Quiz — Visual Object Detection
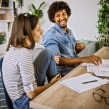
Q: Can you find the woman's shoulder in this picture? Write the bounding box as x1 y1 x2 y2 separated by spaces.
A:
15 48 32 63
20 47 31 52
8 47 31 55
7 47 32 58
19 48 32 57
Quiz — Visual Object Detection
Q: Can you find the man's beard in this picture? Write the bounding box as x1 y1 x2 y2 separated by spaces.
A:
59 19 67 29
60 25 67 29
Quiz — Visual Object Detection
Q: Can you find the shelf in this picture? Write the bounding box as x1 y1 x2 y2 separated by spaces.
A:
0 13 14 21
0 19 13 22
0 7 12 10
0 0 13 55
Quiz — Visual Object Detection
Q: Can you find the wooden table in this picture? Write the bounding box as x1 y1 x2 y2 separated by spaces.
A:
30 47 109 109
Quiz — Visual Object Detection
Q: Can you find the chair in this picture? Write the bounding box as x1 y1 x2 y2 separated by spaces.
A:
0 57 14 109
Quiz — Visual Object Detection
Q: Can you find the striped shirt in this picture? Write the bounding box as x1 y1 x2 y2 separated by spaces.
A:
2 47 37 101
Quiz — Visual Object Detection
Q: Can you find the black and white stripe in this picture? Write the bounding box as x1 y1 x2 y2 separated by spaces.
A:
2 47 37 101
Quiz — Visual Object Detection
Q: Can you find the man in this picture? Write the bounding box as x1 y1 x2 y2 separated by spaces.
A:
43 1 101 76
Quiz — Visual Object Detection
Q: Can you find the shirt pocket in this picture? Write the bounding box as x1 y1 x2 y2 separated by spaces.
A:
59 37 70 46
58 38 71 56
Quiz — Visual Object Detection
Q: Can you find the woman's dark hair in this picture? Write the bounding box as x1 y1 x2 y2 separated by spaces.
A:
6 13 39 51
48 1 71 23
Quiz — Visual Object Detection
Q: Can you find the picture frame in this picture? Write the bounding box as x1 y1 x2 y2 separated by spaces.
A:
0 0 2 7
1 0 9 7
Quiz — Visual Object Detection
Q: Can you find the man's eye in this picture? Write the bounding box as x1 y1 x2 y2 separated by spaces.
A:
63 13 67 16
56 15 60 17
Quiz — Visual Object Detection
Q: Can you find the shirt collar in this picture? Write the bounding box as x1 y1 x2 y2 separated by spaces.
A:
54 23 69 35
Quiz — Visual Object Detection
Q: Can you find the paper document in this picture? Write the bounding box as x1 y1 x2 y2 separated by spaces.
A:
81 59 109 77
81 59 109 66
87 65 109 72
93 71 109 77
59 73 109 93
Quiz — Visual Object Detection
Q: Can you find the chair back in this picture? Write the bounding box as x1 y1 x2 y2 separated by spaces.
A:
0 57 14 109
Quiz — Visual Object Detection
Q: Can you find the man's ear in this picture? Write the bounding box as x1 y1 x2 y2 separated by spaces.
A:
52 18 55 23
53 20 55 23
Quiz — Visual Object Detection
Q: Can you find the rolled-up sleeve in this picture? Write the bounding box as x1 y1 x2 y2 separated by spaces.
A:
18 49 37 92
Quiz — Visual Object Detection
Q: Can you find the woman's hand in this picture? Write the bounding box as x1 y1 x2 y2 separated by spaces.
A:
50 74 61 85
54 55 59 64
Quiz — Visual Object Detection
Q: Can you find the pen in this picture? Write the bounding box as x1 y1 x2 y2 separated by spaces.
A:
82 80 98 84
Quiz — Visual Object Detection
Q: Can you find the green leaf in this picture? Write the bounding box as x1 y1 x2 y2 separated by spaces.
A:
30 2 45 18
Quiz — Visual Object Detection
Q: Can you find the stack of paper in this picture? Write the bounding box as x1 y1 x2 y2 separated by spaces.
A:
59 73 109 93
81 59 109 77
82 59 109 66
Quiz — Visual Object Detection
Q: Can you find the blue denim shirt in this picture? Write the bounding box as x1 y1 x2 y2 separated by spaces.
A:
43 24 78 75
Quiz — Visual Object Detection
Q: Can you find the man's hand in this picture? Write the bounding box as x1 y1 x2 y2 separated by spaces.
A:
84 55 102 65
75 43 86 53
54 55 59 64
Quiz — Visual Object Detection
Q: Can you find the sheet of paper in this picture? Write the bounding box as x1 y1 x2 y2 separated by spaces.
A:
102 59 109 66
81 59 109 66
94 71 109 77
87 65 109 72
59 73 109 93
81 59 109 77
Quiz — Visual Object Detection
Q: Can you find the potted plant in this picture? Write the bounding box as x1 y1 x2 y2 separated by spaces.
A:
0 32 6 45
29 1 45 18
96 0 109 50
16 0 24 8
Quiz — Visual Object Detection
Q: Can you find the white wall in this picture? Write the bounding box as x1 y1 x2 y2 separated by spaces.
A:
22 0 99 41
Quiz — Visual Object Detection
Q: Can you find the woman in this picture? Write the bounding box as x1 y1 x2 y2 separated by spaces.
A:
2 13 61 109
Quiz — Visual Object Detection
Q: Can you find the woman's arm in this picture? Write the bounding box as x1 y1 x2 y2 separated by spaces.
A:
26 74 61 99
26 84 51 99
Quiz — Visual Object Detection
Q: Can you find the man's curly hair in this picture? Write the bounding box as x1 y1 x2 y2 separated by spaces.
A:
48 1 71 23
